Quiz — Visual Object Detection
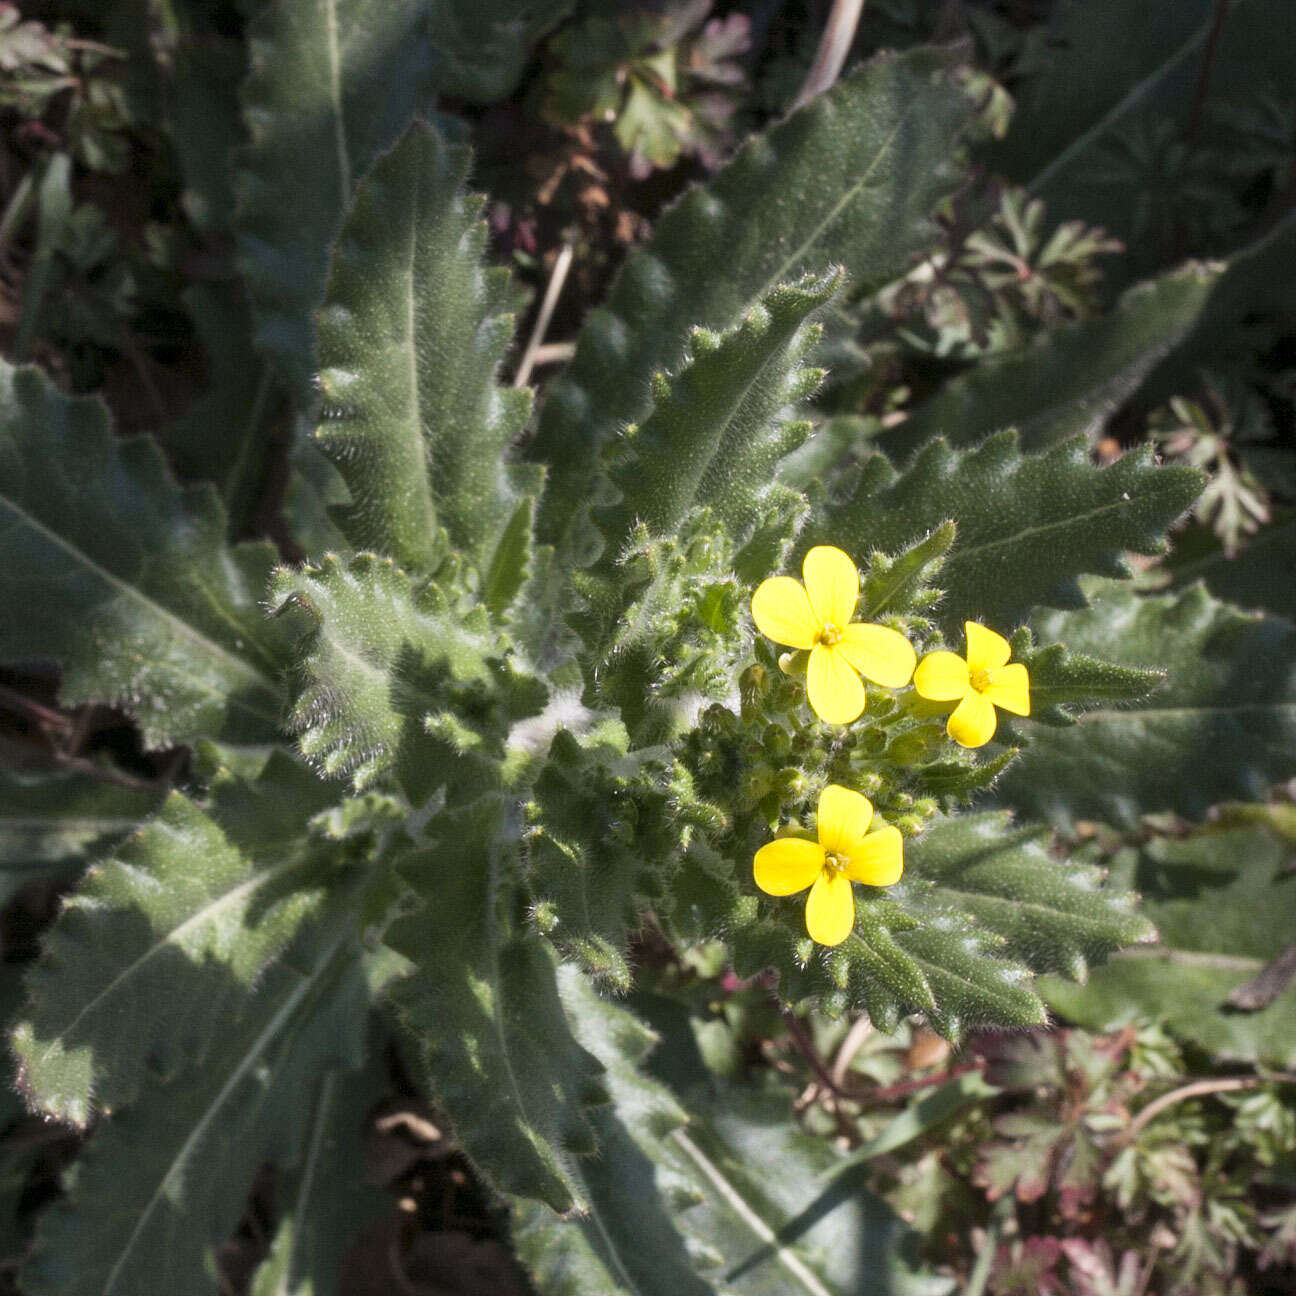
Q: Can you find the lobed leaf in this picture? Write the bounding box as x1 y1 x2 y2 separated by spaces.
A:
808 431 1202 634
20 936 371 1296
529 46 972 551
384 797 607 1213
11 754 346 1126
995 583 1296 826
1008 627 1164 726
1041 827 1296 1068
314 122 535 574
0 362 288 747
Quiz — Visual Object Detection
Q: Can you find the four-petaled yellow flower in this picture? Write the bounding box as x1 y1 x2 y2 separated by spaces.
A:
750 546 916 724
753 785 904 946
913 621 1030 749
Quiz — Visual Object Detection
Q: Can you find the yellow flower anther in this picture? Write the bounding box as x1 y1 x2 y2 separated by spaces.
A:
913 621 1031 749
753 785 904 947
750 546 916 724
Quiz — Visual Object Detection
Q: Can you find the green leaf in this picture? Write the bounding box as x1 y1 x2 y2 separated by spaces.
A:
235 0 440 399
996 583 1296 827
1040 827 1296 1068
20 935 371 1296
0 362 288 747
0 769 162 905
11 754 344 1126
900 814 1154 984
1009 627 1164 726
809 432 1202 634
513 967 949 1296
857 521 955 621
164 284 282 539
593 274 836 563
384 797 606 1213
877 264 1222 460
314 122 534 573
236 0 565 400
1166 515 1296 623
529 46 971 550
270 553 537 795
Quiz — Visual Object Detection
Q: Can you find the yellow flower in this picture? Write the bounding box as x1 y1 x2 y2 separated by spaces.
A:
753 785 904 947
750 545 916 724
913 621 1030 749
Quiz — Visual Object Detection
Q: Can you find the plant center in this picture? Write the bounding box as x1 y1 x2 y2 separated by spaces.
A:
817 622 842 647
971 666 993 692
823 851 847 874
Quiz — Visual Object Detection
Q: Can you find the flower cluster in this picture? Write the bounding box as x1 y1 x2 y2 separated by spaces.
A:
749 545 1031 946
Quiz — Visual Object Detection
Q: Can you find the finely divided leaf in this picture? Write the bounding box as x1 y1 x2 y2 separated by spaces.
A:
20 937 370 1296
12 755 342 1126
810 432 1202 634
530 46 971 549
385 797 606 1213
996 583 1296 827
0 362 288 747
315 122 535 574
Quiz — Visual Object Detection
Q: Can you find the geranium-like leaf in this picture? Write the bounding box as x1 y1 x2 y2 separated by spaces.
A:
0 362 288 747
996 583 1296 826
314 123 536 574
384 796 607 1213
810 432 1202 634
529 46 971 551
20 936 371 1296
11 754 344 1126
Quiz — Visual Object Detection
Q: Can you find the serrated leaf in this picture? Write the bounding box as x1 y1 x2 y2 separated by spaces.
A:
899 814 1154 985
529 46 971 550
384 797 606 1212
594 274 836 563
314 123 535 574
809 432 1202 634
857 521 956 620
1010 627 1163 726
878 264 1223 460
20 934 370 1296
164 283 283 539
11 754 344 1126
514 967 948 1296
1040 827 1296 1068
0 362 288 747
0 769 162 904
996 583 1296 827
270 553 537 795
236 0 563 401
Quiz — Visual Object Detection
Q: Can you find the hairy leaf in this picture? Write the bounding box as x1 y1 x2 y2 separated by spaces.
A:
12 755 343 1126
385 797 606 1212
0 363 288 747
529 46 971 549
809 432 1202 634
270 553 540 795
314 122 534 573
996 583 1296 826
20 936 370 1296
594 274 835 562
430 1 574 102
1167 516 1296 623
1009 627 1164 726
0 769 162 904
1041 828 1296 1068
878 264 1222 460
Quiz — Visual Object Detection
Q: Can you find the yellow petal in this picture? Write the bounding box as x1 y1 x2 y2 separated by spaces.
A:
754 837 826 896
984 662 1030 716
816 784 873 855
807 644 865 724
964 621 1011 675
802 545 858 630
805 869 855 946
751 577 819 649
947 688 997 748
844 826 904 887
913 650 971 701
836 623 916 688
